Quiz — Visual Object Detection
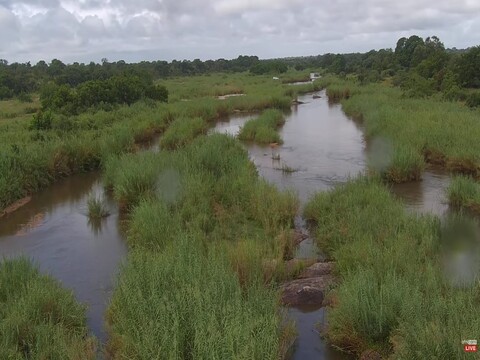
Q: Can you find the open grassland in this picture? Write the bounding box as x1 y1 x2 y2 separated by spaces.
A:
104 134 299 358
162 71 319 102
304 177 480 359
322 76 480 182
237 109 286 144
0 258 96 359
0 71 316 213
0 96 40 122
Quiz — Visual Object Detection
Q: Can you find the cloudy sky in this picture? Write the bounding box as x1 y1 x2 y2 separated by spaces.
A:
1 0 479 64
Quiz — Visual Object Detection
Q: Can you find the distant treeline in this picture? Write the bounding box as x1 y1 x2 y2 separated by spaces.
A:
0 56 261 99
1 35 479 101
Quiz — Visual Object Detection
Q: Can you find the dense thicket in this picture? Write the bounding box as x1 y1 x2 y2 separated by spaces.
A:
39 75 168 115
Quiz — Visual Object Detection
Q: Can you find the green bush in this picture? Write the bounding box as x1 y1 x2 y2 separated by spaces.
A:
30 110 53 131
466 92 480 108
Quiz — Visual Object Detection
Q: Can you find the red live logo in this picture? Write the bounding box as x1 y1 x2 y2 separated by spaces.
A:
462 340 477 352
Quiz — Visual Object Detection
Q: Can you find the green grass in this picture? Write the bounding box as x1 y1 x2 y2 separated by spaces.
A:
238 109 286 144
304 177 480 358
87 196 110 219
324 77 480 182
0 96 40 122
0 258 96 359
274 162 299 174
0 71 313 212
447 176 480 213
106 237 285 359
160 117 209 150
105 134 299 358
0 101 172 211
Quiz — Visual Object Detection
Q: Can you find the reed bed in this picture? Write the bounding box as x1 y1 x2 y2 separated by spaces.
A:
105 134 299 358
160 117 209 150
304 177 480 358
324 78 480 182
0 72 309 212
0 258 96 359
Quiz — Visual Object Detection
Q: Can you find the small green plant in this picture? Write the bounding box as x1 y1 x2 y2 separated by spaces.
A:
30 110 53 131
274 162 299 174
87 196 110 219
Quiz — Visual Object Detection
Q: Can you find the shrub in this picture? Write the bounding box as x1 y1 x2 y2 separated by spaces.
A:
466 92 480 108
30 110 53 131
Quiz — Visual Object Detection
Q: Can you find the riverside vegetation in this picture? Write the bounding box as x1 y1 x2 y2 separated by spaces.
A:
104 134 299 358
0 70 317 359
1 33 480 359
0 258 96 359
304 177 480 359
319 76 480 183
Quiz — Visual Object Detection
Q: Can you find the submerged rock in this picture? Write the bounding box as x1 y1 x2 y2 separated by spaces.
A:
292 99 305 105
280 262 335 306
298 261 334 278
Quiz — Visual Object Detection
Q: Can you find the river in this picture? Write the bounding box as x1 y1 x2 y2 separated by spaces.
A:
0 90 451 358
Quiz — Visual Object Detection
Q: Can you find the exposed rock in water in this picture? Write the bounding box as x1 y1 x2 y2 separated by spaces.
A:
298 261 334 278
293 229 308 245
292 99 305 105
280 262 335 306
312 94 322 99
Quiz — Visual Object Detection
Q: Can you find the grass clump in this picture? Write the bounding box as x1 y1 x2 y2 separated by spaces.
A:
274 162 299 174
106 134 299 358
160 117 209 150
447 176 480 213
87 196 110 219
106 237 285 360
0 258 96 359
238 109 286 144
304 177 479 358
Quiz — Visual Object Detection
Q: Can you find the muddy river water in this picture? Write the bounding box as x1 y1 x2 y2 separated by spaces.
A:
0 90 451 358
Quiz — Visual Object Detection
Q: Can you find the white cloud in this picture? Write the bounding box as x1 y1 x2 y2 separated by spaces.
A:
0 0 478 63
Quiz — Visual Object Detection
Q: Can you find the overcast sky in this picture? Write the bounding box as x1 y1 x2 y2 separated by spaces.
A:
1 0 479 64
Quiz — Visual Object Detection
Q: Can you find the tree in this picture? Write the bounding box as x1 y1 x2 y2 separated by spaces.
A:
456 46 480 88
395 35 425 67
